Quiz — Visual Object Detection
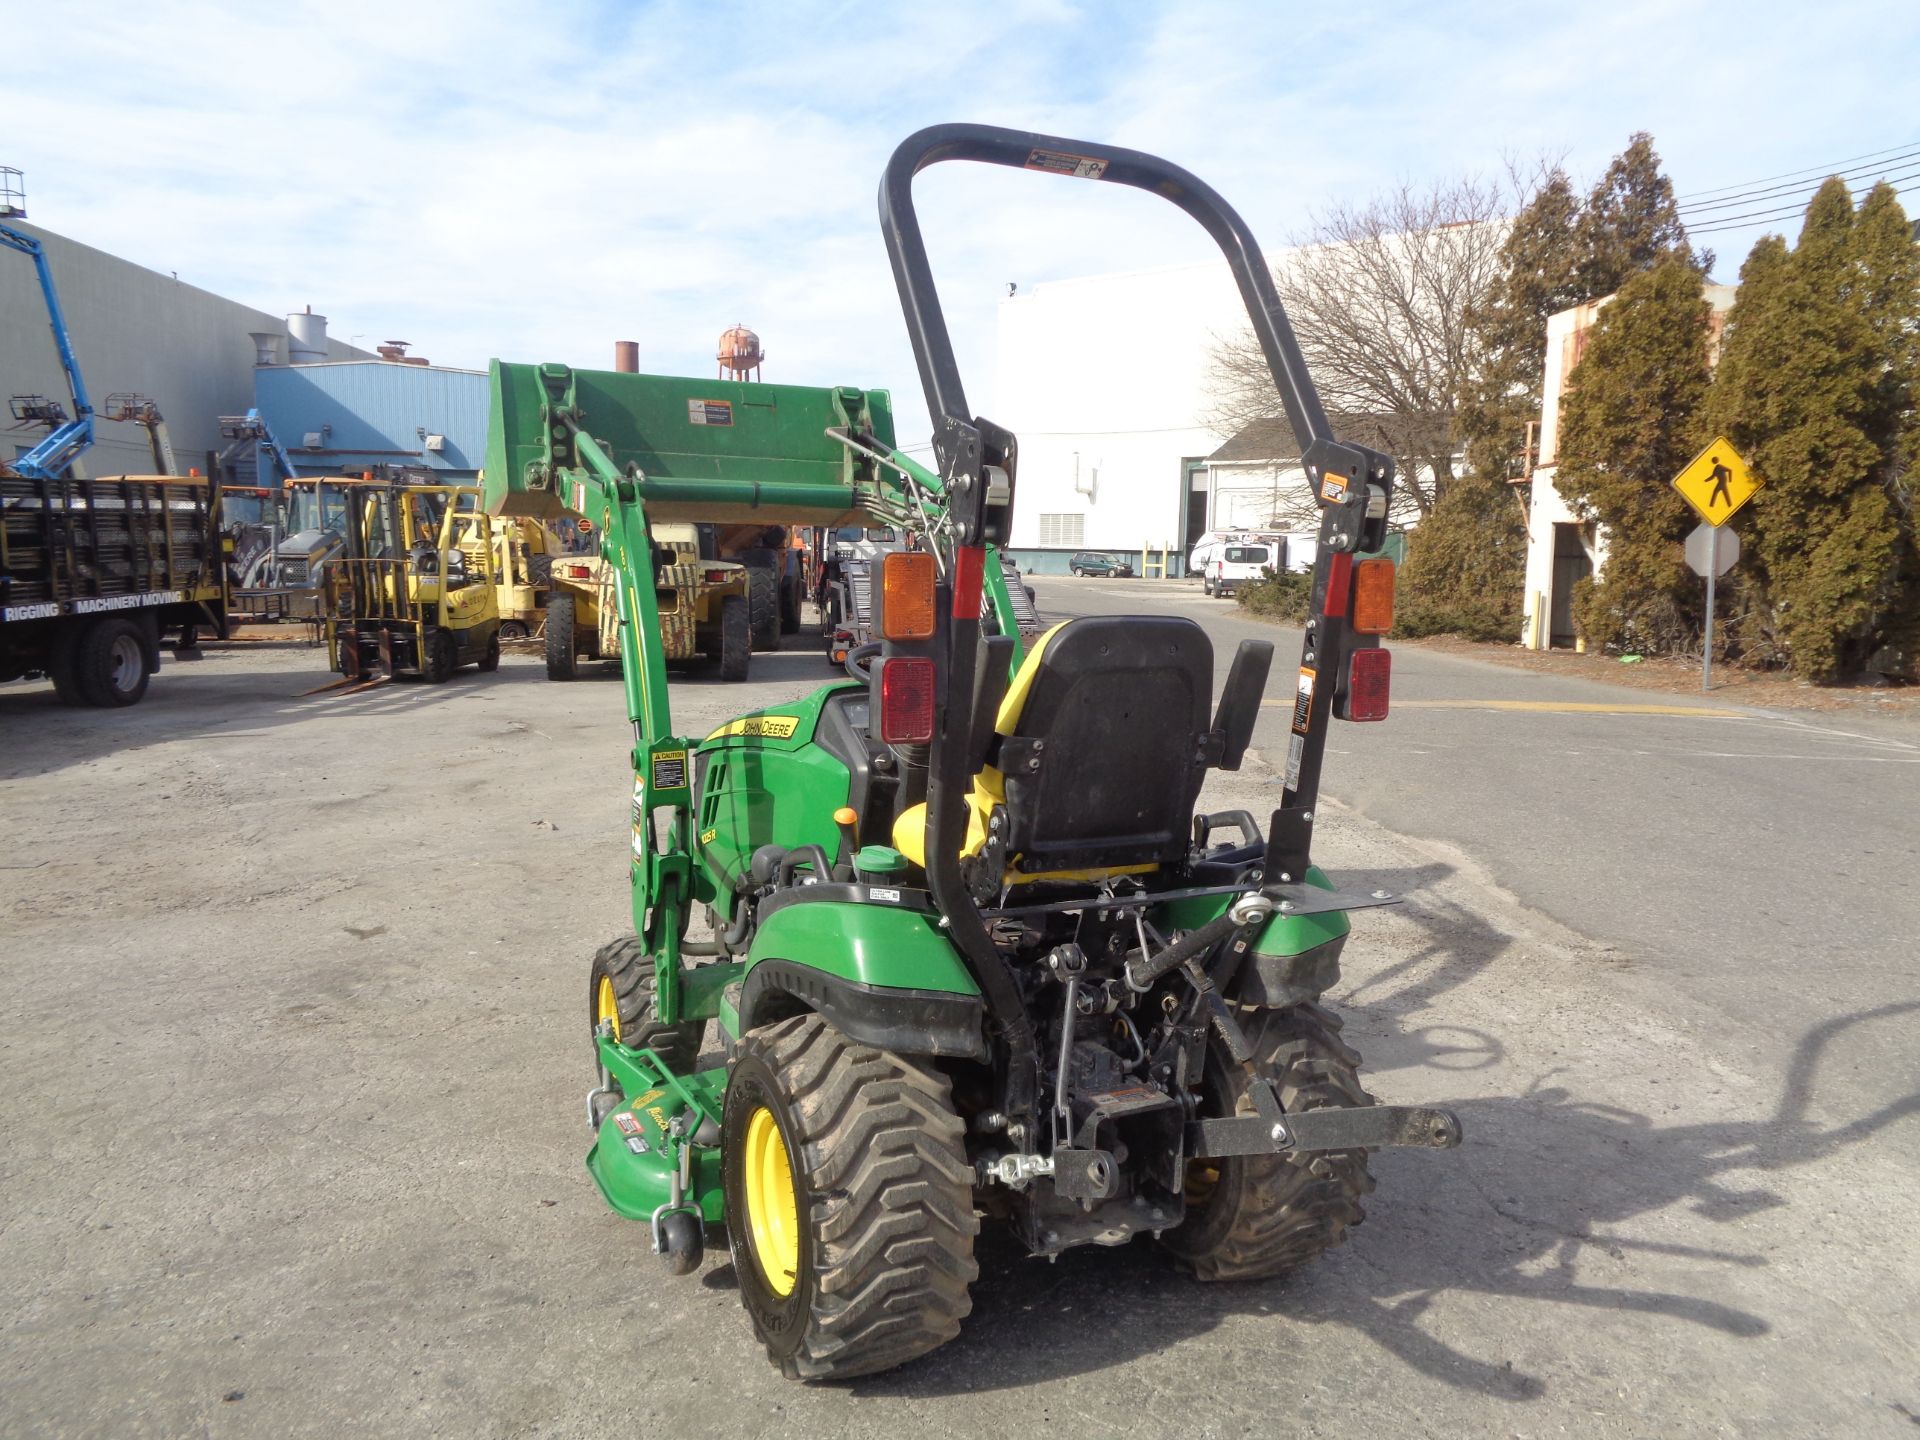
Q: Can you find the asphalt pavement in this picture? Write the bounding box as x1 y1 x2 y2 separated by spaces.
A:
3 601 1918 1437
1035 575 1920 1153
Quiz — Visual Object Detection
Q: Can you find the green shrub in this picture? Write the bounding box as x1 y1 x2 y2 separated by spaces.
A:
1234 568 1313 623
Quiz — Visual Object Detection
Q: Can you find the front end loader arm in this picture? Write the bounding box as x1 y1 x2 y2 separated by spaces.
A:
482 359 915 1026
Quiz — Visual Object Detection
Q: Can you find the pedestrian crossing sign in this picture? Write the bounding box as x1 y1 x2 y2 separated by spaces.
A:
1672 436 1762 526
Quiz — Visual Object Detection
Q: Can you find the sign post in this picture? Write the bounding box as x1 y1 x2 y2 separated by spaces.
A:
1685 522 1740 690
1675 437 1761 693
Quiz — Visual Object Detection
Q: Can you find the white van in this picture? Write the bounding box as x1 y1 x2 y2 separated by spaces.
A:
1209 538 1281 597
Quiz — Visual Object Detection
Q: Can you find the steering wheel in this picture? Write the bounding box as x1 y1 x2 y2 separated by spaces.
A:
843 641 881 682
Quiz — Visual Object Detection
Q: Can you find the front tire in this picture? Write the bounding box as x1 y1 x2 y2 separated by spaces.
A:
723 1015 977 1380
1160 1001 1376 1281
478 632 501 672
588 936 700 1073
423 629 457 683
545 594 578 681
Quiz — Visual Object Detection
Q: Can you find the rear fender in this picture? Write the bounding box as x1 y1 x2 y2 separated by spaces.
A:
739 893 986 1059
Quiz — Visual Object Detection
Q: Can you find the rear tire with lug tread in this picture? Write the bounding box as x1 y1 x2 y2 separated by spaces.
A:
478 632 501 672
1160 1000 1376 1281
718 594 750 682
587 935 700 1073
745 563 779 651
723 1013 978 1380
545 593 577 680
77 617 151 707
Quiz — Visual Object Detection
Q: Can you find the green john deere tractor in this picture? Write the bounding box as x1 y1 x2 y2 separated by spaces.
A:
482 123 1462 1382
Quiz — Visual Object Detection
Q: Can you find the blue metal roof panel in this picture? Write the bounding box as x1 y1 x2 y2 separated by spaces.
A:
255 362 489 477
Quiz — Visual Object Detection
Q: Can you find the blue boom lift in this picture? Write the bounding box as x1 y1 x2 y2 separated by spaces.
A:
1 169 94 480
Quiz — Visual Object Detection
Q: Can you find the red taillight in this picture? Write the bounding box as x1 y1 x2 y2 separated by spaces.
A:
564 564 592 579
704 568 730 583
1341 647 1390 722
879 657 936 743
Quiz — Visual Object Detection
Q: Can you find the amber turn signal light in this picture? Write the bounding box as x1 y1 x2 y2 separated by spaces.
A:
1351 557 1396 635
881 551 938 640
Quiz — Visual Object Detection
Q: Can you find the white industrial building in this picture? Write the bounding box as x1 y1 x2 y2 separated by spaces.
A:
992 259 1251 574
1519 284 1736 648
1 215 368 477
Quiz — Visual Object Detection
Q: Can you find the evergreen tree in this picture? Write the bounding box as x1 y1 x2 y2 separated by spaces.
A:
1455 170 1584 488
1844 183 1920 674
1553 256 1713 651
1408 135 1699 641
1394 472 1530 641
1703 178 1905 681
1573 133 1706 296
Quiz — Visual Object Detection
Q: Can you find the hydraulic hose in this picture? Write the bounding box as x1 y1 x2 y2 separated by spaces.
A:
1124 910 1243 992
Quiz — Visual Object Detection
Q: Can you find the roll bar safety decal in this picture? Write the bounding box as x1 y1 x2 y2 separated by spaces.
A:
1024 147 1108 180
1291 667 1316 735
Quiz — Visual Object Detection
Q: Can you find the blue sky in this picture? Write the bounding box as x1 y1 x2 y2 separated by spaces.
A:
9 0 1919 445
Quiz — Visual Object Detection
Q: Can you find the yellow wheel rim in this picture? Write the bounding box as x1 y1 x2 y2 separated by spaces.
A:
595 975 621 1043
743 1105 800 1297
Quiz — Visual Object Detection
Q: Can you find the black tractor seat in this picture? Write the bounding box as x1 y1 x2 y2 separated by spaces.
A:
893 615 1270 887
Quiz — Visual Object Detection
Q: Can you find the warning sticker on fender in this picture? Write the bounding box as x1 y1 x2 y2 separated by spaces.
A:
613 1112 644 1137
1291 667 1316 735
1025 147 1108 180
687 398 734 426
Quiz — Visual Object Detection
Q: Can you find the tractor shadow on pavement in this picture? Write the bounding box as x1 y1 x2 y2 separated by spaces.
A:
844 1000 1920 1404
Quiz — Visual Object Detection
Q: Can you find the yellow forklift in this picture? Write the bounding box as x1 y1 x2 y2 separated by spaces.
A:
326 481 502 682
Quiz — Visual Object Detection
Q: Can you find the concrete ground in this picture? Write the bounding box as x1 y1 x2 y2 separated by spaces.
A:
2 600 1917 1438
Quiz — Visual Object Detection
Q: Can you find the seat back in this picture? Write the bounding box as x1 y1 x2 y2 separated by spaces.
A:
994 615 1213 876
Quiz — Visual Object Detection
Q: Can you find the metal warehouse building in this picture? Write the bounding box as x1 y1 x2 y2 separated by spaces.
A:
1 217 370 476
251 349 488 484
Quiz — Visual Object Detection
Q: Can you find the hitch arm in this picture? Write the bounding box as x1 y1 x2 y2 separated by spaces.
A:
1192 1101 1463 1156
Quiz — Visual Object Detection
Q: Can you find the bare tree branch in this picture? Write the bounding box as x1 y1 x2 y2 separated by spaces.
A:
1207 173 1521 518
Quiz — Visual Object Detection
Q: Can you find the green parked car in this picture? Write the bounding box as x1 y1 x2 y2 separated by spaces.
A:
1069 550 1134 577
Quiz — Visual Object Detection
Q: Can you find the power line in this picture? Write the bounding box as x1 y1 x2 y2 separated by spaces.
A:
1676 138 1920 203
1677 148 1920 215
1685 166 1920 235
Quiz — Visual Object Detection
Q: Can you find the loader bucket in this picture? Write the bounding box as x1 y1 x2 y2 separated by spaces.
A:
483 359 898 526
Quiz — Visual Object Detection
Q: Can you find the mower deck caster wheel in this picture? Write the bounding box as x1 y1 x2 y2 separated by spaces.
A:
655 1210 703 1277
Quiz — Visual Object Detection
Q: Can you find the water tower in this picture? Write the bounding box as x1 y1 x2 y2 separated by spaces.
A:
717 324 763 381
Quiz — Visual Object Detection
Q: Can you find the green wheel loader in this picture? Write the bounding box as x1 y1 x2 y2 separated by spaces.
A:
482 123 1463 1382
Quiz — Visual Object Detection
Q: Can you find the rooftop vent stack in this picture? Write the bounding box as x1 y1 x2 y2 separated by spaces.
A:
614 340 640 374
286 306 329 364
248 331 283 366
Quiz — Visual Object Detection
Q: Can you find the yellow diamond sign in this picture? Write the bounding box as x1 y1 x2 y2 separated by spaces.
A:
1673 436 1762 526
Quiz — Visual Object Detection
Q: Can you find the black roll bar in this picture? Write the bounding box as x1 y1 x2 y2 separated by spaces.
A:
875 124 1397 1143
879 123 1337 474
